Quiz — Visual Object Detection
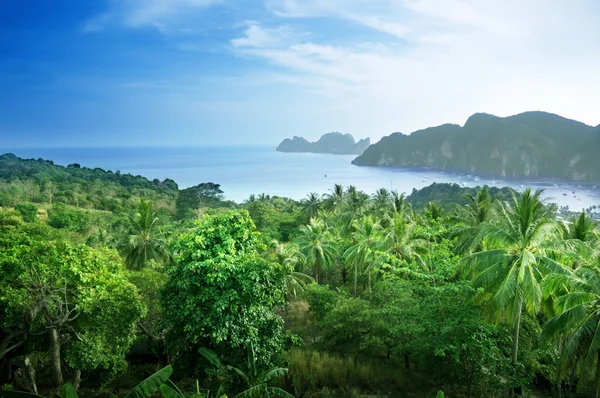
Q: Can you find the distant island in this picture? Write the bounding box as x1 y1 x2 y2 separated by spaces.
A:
277 132 370 155
353 111 600 182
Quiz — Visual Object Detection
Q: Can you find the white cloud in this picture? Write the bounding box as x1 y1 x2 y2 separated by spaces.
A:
83 0 220 32
231 22 295 48
228 0 600 136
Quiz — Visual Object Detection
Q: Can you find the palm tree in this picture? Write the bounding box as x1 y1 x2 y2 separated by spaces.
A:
199 346 293 398
339 187 370 237
271 243 314 298
562 211 598 243
296 218 337 284
371 188 393 218
323 184 345 214
464 189 566 390
122 199 171 270
425 201 444 222
451 186 495 254
542 266 600 395
301 193 322 220
344 216 384 296
384 212 425 266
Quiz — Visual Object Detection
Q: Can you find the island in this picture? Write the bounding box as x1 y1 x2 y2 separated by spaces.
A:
352 111 600 182
277 132 370 155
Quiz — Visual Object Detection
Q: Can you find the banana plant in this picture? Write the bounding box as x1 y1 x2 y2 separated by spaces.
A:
0 365 183 398
199 345 293 398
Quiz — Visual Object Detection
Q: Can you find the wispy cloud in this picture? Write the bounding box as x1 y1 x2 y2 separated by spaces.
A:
83 0 221 33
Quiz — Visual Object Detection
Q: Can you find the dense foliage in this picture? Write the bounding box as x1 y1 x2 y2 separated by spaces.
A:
2 153 600 397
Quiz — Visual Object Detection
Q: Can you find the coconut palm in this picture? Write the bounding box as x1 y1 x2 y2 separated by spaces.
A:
323 184 345 214
371 188 393 218
562 211 598 243
464 189 566 388
451 186 496 254
339 187 370 237
296 218 337 284
301 193 322 220
384 212 425 266
542 266 600 394
391 190 412 216
344 216 384 296
271 243 314 298
122 199 171 270
425 201 444 222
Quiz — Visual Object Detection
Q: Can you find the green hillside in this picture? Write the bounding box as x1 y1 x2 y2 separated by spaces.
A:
353 111 600 181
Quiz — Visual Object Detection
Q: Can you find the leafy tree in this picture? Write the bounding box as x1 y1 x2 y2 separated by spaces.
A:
175 183 226 220
122 200 171 270
161 210 286 372
465 189 566 393
0 226 143 390
14 203 38 223
296 219 337 284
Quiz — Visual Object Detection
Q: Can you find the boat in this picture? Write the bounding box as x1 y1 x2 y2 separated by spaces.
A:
563 193 567 196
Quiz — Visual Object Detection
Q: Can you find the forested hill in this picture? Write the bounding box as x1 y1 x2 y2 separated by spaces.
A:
0 153 231 216
353 111 600 181
277 132 370 154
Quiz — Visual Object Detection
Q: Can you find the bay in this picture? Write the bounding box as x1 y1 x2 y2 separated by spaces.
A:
3 146 600 211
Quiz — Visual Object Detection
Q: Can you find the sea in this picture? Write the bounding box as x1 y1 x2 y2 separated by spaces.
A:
3 146 600 212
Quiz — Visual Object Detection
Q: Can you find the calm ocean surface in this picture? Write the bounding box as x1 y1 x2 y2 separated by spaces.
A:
3 146 600 211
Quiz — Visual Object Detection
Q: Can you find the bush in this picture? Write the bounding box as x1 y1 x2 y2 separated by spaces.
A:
14 203 38 222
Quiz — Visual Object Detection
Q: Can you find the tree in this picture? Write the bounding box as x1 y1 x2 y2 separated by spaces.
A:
542 266 600 394
323 184 344 214
175 182 226 220
344 216 384 296
14 203 38 223
451 186 495 254
122 199 171 270
300 193 322 220
266 243 314 299
296 218 337 284
383 212 425 266
465 189 566 394
371 188 393 218
0 226 143 390
161 210 286 372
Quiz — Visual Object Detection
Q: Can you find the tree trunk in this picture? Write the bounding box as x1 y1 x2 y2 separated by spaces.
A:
315 260 319 284
510 299 523 397
73 370 81 391
24 356 38 395
49 327 63 390
354 263 358 297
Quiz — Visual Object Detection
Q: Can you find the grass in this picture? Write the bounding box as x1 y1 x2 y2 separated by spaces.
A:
285 348 423 397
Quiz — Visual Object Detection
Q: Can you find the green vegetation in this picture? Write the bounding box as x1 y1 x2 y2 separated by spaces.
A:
277 133 370 155
3 153 600 397
353 111 600 181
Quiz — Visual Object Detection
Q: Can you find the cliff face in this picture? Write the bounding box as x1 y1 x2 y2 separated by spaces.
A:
277 132 370 155
352 112 600 181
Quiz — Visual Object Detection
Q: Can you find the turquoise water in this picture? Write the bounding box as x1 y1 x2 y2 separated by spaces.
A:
3 146 600 211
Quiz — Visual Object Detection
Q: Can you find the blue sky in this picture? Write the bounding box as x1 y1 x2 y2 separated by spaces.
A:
1 0 600 148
